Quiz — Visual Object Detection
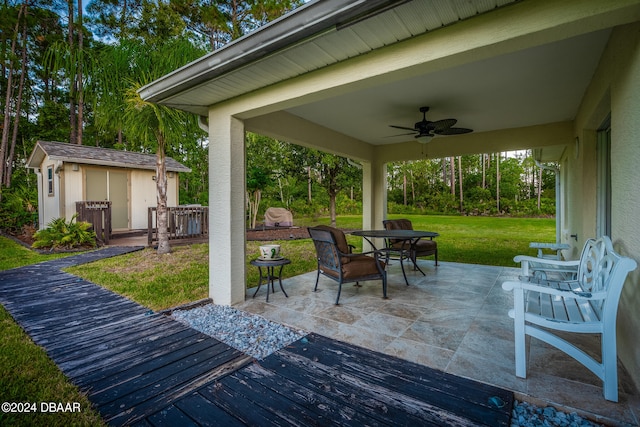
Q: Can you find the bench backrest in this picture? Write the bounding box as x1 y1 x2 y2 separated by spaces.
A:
577 236 637 315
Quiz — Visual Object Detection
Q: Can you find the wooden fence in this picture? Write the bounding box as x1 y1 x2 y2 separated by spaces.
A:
76 201 112 245
148 206 209 246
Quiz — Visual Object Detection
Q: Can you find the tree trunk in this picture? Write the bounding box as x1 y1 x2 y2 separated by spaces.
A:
458 156 463 212
0 4 25 193
537 166 542 210
76 0 84 144
329 189 337 227
307 166 312 203
410 168 415 203
403 162 407 206
442 158 447 186
155 134 170 254
5 12 29 187
482 153 486 189
68 0 77 145
449 157 455 195
496 152 501 212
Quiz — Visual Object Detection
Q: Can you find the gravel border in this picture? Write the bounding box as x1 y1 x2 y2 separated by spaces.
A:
171 303 307 360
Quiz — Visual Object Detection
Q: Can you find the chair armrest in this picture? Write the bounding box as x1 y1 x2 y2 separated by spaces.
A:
342 248 388 258
502 280 606 300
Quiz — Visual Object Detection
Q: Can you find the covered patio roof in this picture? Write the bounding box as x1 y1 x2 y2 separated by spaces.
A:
139 0 637 161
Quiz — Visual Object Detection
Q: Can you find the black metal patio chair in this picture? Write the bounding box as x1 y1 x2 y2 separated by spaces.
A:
308 225 387 305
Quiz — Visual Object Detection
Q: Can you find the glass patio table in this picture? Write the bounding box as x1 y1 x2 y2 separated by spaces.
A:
350 229 439 285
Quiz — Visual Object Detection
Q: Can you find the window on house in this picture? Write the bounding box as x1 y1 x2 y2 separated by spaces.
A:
47 165 54 196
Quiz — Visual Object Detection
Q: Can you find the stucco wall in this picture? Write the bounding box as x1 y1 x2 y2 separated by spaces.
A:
573 22 640 390
609 23 640 388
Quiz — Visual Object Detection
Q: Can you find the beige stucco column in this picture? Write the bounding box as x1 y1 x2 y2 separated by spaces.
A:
361 155 387 251
208 111 246 305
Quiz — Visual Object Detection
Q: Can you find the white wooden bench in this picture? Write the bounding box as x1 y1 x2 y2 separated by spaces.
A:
502 236 637 401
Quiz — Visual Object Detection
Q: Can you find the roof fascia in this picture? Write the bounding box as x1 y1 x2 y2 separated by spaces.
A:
26 142 45 169
44 156 190 172
138 0 410 103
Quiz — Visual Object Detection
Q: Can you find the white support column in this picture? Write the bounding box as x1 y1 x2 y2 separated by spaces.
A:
208 112 246 306
362 158 387 251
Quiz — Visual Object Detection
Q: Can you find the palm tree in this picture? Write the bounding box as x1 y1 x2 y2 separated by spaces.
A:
95 38 204 254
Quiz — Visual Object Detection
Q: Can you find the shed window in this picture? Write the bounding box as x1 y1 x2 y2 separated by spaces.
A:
47 165 54 196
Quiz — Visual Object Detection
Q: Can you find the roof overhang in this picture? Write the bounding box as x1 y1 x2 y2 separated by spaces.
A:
26 141 191 173
140 0 640 163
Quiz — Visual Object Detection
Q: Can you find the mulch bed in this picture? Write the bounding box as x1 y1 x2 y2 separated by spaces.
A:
246 226 311 241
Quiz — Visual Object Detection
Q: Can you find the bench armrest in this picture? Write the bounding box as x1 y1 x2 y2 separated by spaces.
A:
513 255 580 266
513 255 580 277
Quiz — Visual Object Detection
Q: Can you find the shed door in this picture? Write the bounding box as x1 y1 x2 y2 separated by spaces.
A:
86 169 129 229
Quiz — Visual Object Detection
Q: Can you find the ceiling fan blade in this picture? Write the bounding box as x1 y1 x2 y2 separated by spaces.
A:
389 125 418 131
430 118 457 131
435 127 473 135
385 132 417 138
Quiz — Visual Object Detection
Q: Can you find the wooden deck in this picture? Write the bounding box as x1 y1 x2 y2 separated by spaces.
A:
0 248 514 426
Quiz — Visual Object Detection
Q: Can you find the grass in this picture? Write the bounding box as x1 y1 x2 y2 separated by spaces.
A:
66 214 555 311
0 306 105 427
0 214 554 424
0 236 104 426
0 235 79 271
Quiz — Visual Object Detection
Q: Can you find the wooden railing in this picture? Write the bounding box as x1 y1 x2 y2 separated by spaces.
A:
148 206 209 246
76 201 112 244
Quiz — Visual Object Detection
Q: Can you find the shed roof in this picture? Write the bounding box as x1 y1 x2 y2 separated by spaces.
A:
27 141 191 173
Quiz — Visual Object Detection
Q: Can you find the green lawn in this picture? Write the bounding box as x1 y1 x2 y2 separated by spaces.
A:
0 237 104 426
0 214 554 425
0 235 79 271
66 214 555 311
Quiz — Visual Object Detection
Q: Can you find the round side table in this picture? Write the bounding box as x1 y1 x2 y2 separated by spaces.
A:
250 258 291 302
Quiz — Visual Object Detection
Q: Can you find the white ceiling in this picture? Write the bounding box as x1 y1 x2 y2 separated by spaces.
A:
285 28 610 146
141 0 620 158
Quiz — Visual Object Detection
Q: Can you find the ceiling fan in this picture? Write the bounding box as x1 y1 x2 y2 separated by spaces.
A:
389 106 473 143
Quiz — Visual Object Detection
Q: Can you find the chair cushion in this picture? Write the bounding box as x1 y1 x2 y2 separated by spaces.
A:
321 255 385 280
385 219 413 231
414 239 437 251
314 225 351 263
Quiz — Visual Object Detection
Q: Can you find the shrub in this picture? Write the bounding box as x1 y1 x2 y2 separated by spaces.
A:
0 185 38 233
32 215 97 250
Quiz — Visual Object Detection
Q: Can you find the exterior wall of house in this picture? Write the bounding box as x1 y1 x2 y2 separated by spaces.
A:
570 22 640 389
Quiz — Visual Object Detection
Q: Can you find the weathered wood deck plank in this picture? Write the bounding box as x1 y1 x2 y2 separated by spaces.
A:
71 328 205 384
284 334 512 426
0 247 513 426
220 369 375 426
173 394 246 427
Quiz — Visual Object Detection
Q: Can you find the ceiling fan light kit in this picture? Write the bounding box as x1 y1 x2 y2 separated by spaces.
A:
389 106 473 143
416 134 434 144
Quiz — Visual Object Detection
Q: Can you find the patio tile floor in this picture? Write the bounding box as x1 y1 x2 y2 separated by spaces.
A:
236 260 640 427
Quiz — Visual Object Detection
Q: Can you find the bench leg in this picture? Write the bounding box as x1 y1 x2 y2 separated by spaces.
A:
513 289 527 378
602 324 619 402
